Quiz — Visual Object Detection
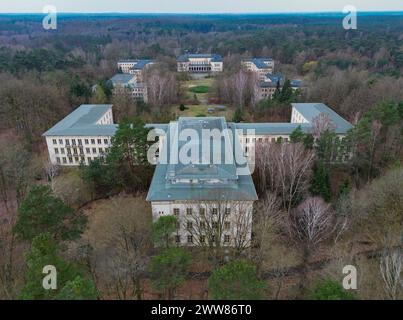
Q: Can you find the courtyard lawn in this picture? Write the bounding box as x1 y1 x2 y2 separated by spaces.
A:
184 77 215 102
189 85 210 94
170 104 234 119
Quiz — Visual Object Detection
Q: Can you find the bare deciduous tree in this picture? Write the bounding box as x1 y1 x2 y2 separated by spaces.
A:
84 196 152 300
44 161 59 191
290 197 334 246
145 66 178 109
252 192 283 274
289 196 335 295
379 249 402 300
256 141 315 213
233 70 248 110
311 112 336 140
183 196 253 263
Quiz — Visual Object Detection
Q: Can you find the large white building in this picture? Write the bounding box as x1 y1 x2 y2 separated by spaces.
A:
241 58 274 80
44 102 352 246
43 105 116 166
258 74 302 100
177 54 223 73
109 74 148 102
117 59 154 80
241 58 302 100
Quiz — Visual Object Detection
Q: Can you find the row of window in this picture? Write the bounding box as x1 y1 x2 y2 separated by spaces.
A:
54 147 108 155
52 138 110 146
173 207 231 216
244 137 288 144
176 235 231 244
55 156 103 165
183 221 231 230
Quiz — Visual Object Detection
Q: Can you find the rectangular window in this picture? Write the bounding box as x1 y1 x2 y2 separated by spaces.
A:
85 139 89 145
59 139 63 144
56 157 60 164
186 222 193 230
97 139 102 144
78 139 82 146
79 148 84 155
225 208 231 215
92 148 97 153
86 148 90 153
54 148 59 154
74 157 79 162
99 148 103 153
91 139 95 144
104 139 108 144
61 148 65 154
68 157 73 163
62 157 67 164
224 235 230 243
186 208 192 215
224 222 230 230
187 235 193 243
212 208 218 215
52 139 57 144
173 208 180 216
87 157 91 163
72 139 76 146
65 139 70 146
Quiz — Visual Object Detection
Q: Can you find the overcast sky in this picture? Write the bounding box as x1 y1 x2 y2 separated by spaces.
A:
0 0 402 13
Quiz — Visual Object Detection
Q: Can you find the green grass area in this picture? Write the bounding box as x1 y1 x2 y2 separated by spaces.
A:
189 85 210 94
171 104 234 119
183 78 215 102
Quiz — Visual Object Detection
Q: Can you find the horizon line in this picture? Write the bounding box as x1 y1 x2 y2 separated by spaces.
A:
1 10 403 15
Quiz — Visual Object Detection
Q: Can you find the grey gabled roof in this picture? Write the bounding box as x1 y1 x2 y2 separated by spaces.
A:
292 103 353 134
109 74 136 86
235 122 312 135
131 59 154 70
177 54 223 62
235 104 352 135
243 58 273 69
118 59 154 70
43 104 117 137
260 74 301 88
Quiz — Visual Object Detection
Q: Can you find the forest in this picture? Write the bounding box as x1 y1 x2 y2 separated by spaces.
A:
0 13 402 300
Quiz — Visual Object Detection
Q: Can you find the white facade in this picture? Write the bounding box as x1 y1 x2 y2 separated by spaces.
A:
150 200 254 246
242 58 274 80
44 105 115 166
177 55 223 73
46 135 112 166
117 60 138 74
